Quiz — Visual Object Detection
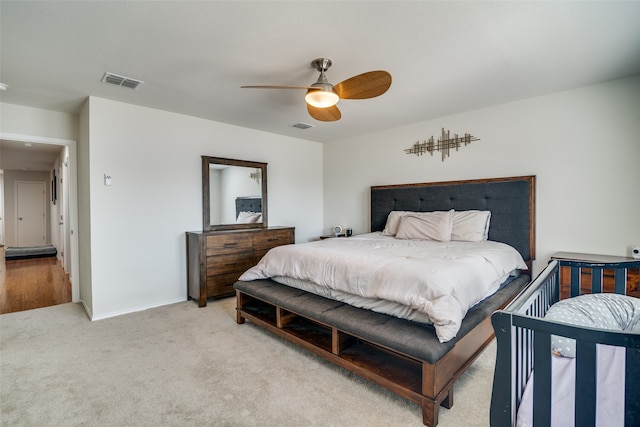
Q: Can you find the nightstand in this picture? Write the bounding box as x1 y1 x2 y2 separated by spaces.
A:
319 234 347 240
550 251 639 298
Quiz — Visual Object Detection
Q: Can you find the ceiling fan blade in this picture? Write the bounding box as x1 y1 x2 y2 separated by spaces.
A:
241 85 320 90
307 104 341 122
334 71 392 100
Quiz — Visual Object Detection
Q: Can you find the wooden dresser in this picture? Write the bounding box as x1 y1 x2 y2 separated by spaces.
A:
186 226 294 307
551 251 639 299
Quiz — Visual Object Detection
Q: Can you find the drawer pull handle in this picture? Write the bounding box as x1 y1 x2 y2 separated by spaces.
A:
223 243 238 248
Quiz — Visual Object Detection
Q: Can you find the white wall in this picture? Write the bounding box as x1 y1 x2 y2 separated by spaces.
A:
323 76 640 275
85 97 323 319
0 103 77 141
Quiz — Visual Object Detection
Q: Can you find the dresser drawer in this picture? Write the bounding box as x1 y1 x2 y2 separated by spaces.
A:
205 234 252 256
206 253 255 276
253 229 294 251
206 274 239 296
253 249 270 263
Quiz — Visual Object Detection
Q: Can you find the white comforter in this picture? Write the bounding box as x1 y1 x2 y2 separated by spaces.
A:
239 232 527 342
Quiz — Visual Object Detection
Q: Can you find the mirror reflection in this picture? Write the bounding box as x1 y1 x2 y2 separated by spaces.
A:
202 156 268 231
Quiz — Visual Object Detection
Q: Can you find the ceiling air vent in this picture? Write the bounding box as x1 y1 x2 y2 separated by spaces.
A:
292 122 314 130
101 72 143 90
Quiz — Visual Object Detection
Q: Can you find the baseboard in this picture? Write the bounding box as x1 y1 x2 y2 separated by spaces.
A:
89 297 187 321
80 300 93 320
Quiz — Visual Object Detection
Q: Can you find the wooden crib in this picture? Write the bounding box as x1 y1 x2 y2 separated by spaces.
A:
490 257 640 426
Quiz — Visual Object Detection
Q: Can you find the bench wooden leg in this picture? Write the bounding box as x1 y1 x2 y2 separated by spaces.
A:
421 397 438 427
421 387 453 426
441 387 454 409
235 292 246 324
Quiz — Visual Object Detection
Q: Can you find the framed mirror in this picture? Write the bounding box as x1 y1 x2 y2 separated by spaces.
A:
202 156 268 231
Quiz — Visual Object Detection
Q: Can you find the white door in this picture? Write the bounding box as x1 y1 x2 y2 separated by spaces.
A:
16 181 46 247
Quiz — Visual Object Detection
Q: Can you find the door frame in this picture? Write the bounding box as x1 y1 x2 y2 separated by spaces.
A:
0 171 4 246
0 132 79 303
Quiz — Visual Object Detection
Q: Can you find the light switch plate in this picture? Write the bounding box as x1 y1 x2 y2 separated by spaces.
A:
104 173 112 186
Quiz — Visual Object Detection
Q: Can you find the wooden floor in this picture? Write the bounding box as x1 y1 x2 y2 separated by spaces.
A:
0 248 72 314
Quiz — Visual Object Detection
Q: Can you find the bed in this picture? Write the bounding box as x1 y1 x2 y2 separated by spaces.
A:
490 258 640 427
233 175 536 426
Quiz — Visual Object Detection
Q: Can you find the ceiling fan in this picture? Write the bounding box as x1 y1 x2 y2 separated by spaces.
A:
241 58 392 122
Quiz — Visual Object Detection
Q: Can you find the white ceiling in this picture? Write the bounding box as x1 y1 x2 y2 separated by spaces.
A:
0 139 62 172
1 0 640 155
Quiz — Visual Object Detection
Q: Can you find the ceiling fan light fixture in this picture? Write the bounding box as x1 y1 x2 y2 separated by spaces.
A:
242 58 391 121
305 88 339 108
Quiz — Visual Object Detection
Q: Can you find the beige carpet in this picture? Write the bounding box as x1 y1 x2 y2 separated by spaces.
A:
0 298 496 426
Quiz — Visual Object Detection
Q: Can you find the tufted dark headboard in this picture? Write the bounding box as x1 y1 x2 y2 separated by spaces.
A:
371 176 535 262
235 196 262 218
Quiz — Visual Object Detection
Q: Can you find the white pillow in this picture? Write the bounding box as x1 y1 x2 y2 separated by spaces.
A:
381 211 407 236
451 210 491 242
395 210 453 242
236 211 261 224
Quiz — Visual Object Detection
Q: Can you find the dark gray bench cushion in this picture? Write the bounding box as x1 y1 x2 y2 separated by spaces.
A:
234 274 529 364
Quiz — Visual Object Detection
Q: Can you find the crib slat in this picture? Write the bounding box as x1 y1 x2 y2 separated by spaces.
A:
570 265 580 297
490 311 516 426
575 341 597 427
532 331 552 427
590 268 603 293
614 268 627 295
625 347 640 426
515 328 525 407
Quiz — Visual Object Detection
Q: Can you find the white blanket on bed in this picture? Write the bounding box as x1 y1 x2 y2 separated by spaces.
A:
239 232 527 342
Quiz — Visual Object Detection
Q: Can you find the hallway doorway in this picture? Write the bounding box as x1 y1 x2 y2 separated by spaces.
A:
0 133 79 307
